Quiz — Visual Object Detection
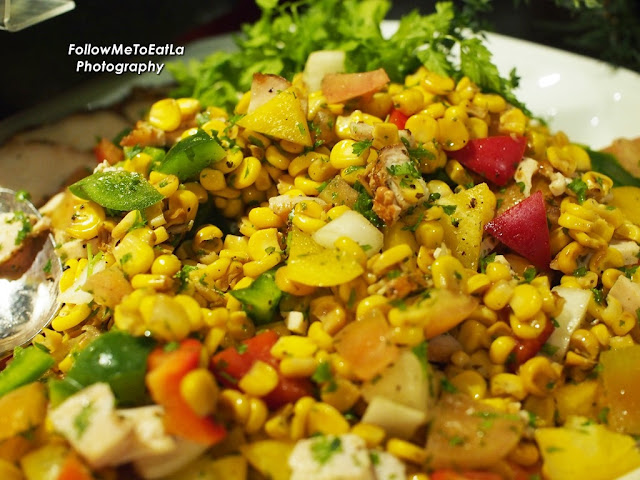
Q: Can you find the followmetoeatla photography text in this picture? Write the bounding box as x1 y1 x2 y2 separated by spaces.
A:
68 43 185 75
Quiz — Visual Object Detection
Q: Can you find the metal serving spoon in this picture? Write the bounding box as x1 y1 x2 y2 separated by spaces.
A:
0 188 62 356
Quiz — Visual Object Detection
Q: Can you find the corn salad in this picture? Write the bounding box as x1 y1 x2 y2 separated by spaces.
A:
1 60 640 480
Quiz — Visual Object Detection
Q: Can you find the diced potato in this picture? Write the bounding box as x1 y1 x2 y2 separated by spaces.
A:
237 87 312 147
600 344 640 434
0 382 47 442
436 183 496 269
286 229 364 286
553 380 598 424
240 440 294 480
535 416 640 480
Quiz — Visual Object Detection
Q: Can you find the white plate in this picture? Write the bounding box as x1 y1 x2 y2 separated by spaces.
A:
485 31 640 149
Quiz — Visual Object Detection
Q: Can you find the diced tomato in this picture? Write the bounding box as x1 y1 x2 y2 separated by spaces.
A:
430 469 503 480
508 314 555 370
146 339 226 446
211 330 313 408
321 68 390 104
484 190 551 270
57 454 93 480
93 137 124 165
448 135 526 186
388 109 409 129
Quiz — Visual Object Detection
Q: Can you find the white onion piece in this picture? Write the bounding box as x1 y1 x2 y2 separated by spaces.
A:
312 210 383 257
303 50 345 92
546 286 591 361
58 259 106 305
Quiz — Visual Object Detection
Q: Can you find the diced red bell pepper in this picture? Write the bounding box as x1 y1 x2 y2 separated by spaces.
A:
430 469 503 480
57 454 94 480
484 190 551 270
388 109 409 129
211 330 313 409
93 138 124 165
448 135 526 186
146 339 226 446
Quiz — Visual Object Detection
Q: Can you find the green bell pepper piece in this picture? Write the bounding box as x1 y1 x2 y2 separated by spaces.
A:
0 346 54 398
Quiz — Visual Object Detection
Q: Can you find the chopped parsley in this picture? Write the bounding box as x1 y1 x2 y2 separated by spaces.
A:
591 287 604 305
522 266 537 283
174 265 199 292
310 435 342 465
567 177 588 203
352 139 373 156
573 266 588 277
441 204 457 215
73 401 94 438
387 162 421 179
43 259 53 274
440 377 458 393
411 341 429 377
6 211 33 245
480 252 497 273
353 181 384 228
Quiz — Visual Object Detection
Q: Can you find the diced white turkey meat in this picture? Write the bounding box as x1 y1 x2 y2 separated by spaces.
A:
117 405 176 462
49 383 134 469
608 274 640 315
133 437 208 479
370 450 406 480
609 240 640 266
513 158 538 197
546 287 592 361
289 434 374 480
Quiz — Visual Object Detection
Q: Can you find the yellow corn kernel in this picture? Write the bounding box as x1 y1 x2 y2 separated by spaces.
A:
150 172 180 197
412 221 442 251
371 244 413 275
180 368 219 417
472 93 507 113
405 113 438 144
214 148 243 174
220 390 268 434
51 303 92 331
552 241 589 275
174 294 203 330
246 207 282 229
450 370 487 399
466 117 489 139
423 102 446 119
290 396 316 440
450 350 471 368
431 255 466 291
390 325 425 346
308 156 338 183
238 360 279 397
326 205 350 221
140 293 191 341
591 323 610 347
293 175 325 196
509 283 543 320
271 336 318 359
351 423 386 448
166 189 199 226
510 311 548 340
204 327 226 355
280 139 306 154
114 234 155 277
372 122 400 150
437 116 469 151
280 357 318 378
226 310 256 341
458 319 489 354
483 280 515 311
485 262 512 282
66 201 105 240
386 438 427 465
148 98 181 131
265 145 291 170
184 182 208 204
499 108 527 136
361 91 394 119
176 97 201 118
288 152 314 177
490 373 526 400
201 119 227 136
588 247 624 276
246 228 280 261
422 71 455 95
519 356 561 396
199 167 227 192
445 159 474 186
307 321 334 350
330 139 369 169
392 87 425 116
466 273 492 295
230 156 261 189
130 273 172 290
489 336 518 365
306 402 350 436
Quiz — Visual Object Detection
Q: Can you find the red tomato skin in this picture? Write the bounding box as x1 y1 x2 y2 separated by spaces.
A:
146 339 226 446
211 330 313 409
449 135 526 186
93 137 124 165
430 469 503 480
388 109 409 129
484 190 551 270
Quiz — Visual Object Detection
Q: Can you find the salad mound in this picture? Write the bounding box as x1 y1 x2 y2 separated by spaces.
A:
2 2 640 480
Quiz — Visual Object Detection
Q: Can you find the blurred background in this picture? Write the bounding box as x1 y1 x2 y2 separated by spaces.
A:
0 0 638 121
